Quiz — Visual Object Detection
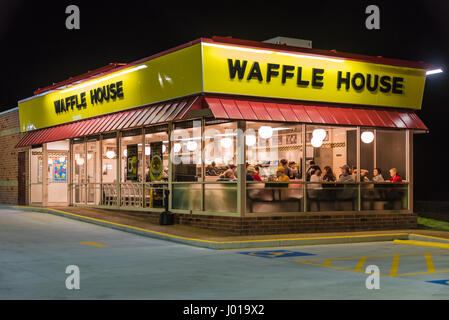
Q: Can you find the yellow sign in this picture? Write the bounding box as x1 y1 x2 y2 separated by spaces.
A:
18 43 203 132
201 43 426 110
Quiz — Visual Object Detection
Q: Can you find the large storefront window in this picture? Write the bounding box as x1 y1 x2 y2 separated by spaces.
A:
245 121 303 213
145 126 169 209
171 121 202 211
86 137 101 205
305 125 357 212
360 129 408 211
203 120 238 213
101 134 118 206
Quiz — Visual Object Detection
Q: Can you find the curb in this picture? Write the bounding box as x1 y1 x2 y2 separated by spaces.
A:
3 205 411 250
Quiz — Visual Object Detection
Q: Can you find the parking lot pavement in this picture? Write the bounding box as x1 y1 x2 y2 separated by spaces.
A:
1 208 449 299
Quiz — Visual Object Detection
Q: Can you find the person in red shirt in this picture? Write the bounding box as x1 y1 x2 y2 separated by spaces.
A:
389 168 403 182
253 165 262 181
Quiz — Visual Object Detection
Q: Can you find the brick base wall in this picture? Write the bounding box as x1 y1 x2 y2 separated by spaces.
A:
176 212 417 235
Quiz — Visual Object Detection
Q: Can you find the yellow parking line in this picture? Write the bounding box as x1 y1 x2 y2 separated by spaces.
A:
324 259 333 267
354 257 367 272
390 254 400 276
393 239 449 249
79 241 107 248
425 253 436 273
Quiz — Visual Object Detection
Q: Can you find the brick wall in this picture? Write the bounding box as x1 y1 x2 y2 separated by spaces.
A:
175 212 417 235
0 108 28 205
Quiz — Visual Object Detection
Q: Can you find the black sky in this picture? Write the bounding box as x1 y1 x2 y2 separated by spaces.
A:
0 0 448 201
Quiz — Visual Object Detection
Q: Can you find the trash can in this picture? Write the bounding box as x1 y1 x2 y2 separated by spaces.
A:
159 188 174 225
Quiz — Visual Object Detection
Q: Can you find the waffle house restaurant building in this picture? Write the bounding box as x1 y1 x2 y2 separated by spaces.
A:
12 37 432 234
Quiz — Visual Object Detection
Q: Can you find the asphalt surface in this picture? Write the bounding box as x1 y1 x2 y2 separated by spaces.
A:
1 208 449 299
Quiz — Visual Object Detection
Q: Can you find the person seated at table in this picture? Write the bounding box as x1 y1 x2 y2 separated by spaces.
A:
389 168 403 182
338 165 354 182
246 165 256 181
306 160 321 181
308 168 323 198
372 168 384 182
322 166 336 182
217 169 236 181
253 165 262 181
360 169 370 182
276 166 290 182
229 164 238 178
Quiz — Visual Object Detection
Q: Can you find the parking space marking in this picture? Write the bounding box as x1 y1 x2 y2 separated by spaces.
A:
425 253 436 273
295 250 449 277
79 241 107 248
239 250 315 259
390 255 400 276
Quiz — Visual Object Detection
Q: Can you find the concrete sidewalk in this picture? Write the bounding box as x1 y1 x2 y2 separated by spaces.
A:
4 205 449 249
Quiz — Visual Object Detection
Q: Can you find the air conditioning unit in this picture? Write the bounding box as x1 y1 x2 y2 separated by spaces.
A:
263 36 312 49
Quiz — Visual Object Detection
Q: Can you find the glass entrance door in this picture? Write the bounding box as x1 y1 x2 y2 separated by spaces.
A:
47 152 69 204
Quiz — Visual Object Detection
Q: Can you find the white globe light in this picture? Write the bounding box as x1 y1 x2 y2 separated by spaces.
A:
173 143 181 153
145 146 151 155
123 149 127 157
162 145 166 153
311 136 323 148
76 158 85 166
259 126 273 139
245 134 256 146
361 131 374 144
220 137 233 149
106 151 115 159
186 141 197 151
312 129 326 141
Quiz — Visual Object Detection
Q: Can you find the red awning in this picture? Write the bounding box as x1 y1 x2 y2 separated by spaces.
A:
204 96 428 131
16 96 200 148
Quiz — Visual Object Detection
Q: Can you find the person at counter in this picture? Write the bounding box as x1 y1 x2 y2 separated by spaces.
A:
338 165 355 182
322 166 336 182
389 168 403 182
276 166 290 182
280 159 296 179
372 168 384 182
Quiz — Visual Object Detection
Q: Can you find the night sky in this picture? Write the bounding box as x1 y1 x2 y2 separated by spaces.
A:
0 0 447 201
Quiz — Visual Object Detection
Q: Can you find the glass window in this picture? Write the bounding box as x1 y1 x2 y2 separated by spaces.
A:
204 121 238 181
120 130 143 183
305 125 357 212
171 121 202 182
246 121 303 181
245 122 304 214
87 138 101 205
376 129 406 181
30 147 43 203
72 140 86 204
145 130 169 182
101 135 118 206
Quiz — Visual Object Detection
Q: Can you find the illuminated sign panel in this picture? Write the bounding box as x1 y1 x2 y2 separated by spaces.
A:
201 43 426 110
18 43 203 132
